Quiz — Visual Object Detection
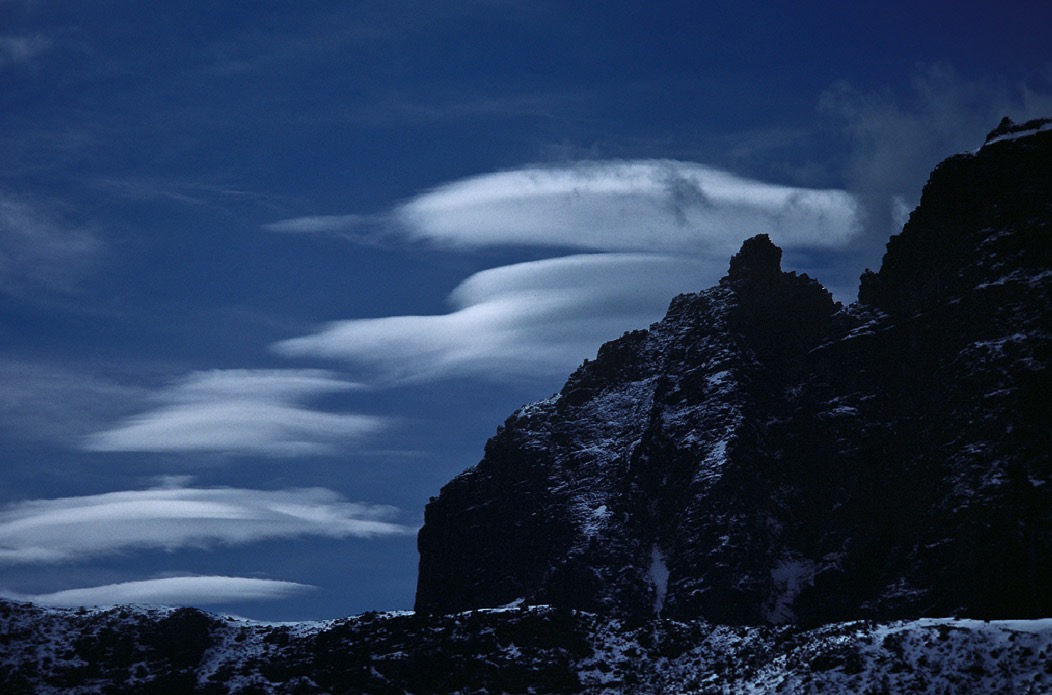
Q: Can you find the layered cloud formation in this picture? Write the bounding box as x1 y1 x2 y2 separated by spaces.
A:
12 576 313 607
0 484 414 565
270 160 863 383
275 254 712 382
83 369 387 456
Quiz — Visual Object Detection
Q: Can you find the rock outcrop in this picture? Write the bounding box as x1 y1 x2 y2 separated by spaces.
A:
416 120 1052 626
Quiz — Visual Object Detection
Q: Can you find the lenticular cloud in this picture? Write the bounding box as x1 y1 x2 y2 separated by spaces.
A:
273 254 713 383
13 576 313 607
83 369 387 456
0 485 415 564
395 160 861 253
268 160 865 384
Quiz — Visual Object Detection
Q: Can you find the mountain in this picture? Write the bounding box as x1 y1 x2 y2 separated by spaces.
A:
416 117 1052 626
2 119 1050 693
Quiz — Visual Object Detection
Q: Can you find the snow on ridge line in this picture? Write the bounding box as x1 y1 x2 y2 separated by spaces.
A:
978 119 1052 150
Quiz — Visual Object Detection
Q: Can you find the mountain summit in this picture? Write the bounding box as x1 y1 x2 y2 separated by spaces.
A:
416 122 1052 627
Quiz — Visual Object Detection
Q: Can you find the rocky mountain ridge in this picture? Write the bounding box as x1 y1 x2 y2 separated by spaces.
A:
3 599 1051 693
416 118 1052 626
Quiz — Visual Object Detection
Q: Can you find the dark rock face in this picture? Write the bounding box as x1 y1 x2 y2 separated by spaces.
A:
416 124 1052 626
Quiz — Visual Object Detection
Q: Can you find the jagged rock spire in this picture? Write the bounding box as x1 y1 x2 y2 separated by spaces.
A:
725 233 783 286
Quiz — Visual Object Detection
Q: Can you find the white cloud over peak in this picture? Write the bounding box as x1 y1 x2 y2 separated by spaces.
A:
274 253 714 383
9 576 313 607
83 369 387 456
269 160 862 256
394 160 860 253
268 160 865 383
0 485 415 565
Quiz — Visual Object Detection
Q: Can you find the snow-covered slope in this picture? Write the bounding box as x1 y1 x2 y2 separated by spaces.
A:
3 599 1051 694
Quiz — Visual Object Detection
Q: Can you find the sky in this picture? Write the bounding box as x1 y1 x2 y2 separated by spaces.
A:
1 1 1051 621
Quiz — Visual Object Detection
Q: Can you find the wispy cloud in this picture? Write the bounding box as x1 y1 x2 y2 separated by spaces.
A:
83 369 388 456
822 64 1052 246
89 176 282 214
0 485 415 565
264 213 375 235
0 192 101 296
274 254 715 383
0 361 145 446
335 89 588 128
7 576 314 607
0 34 51 68
393 160 860 253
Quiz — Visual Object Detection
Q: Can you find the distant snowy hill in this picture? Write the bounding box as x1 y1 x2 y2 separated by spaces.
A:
2 119 1050 693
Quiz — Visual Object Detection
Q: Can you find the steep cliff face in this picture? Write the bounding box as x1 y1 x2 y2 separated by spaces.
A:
416 120 1052 626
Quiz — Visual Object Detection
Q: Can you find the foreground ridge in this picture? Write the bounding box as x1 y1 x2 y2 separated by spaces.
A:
3 599 1051 693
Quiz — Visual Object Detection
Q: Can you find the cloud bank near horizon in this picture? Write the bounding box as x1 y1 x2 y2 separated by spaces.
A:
7 576 314 608
83 369 388 457
0 484 415 565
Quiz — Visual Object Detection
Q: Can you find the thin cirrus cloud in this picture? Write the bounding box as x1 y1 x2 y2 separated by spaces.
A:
0 35 52 68
0 360 146 445
0 192 101 296
9 576 314 608
273 253 715 383
268 160 863 384
83 369 388 456
0 484 416 565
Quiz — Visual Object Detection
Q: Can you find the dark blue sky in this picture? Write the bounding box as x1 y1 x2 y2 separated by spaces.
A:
1 1 1050 620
